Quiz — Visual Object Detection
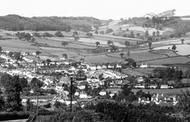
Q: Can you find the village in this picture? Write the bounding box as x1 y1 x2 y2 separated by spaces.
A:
0 48 182 110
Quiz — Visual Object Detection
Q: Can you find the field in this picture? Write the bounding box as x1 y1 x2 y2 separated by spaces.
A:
0 30 190 66
132 87 190 95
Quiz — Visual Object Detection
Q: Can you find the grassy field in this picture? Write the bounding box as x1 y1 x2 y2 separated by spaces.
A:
1 30 190 65
132 87 190 95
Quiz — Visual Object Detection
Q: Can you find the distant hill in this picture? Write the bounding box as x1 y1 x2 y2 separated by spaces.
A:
0 14 102 32
99 16 190 39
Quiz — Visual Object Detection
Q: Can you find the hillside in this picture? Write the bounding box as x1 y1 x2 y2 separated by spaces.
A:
0 15 102 32
99 16 190 39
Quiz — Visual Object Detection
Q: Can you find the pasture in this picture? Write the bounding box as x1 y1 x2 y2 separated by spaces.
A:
132 87 190 95
0 30 190 65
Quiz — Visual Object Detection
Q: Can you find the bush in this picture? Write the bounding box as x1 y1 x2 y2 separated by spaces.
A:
0 112 29 121
43 32 54 37
38 108 57 115
106 28 113 34
55 31 64 37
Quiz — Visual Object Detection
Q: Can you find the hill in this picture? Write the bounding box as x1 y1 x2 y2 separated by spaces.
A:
99 16 190 39
0 14 102 32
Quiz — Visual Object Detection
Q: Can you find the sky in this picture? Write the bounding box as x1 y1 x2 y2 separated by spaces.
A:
0 0 190 20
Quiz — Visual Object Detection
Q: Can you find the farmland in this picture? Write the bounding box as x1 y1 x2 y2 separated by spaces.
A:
132 87 190 95
0 29 190 66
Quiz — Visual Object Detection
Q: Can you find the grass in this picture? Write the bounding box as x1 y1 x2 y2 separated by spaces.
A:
144 56 190 65
132 87 190 95
1 30 190 65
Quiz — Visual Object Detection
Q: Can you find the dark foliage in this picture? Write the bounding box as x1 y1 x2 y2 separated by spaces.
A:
153 67 183 81
0 112 29 121
0 15 101 32
95 100 182 122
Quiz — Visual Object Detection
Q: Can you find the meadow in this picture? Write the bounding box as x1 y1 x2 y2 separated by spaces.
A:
0 30 190 66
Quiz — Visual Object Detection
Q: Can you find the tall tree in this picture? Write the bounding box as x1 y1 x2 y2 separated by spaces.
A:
147 36 153 50
46 59 52 67
0 90 4 111
178 90 190 112
19 77 28 89
73 31 80 41
0 46 2 53
172 44 177 51
145 30 149 38
1 75 23 111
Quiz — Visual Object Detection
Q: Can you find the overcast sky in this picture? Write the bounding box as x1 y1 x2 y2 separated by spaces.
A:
0 0 190 19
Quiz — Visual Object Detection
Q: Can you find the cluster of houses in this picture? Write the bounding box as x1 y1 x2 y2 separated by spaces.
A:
0 50 182 108
0 50 129 105
138 93 178 106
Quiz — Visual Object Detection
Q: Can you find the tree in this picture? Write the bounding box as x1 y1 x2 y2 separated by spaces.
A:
136 33 140 37
120 53 124 58
145 30 149 38
147 36 153 50
30 77 44 92
33 32 41 37
129 31 135 38
95 41 100 47
1 75 23 112
127 50 130 57
19 77 28 90
26 98 33 111
0 46 2 53
184 70 190 78
106 28 113 34
36 51 42 56
73 31 80 41
114 84 137 103
43 32 54 37
152 31 156 37
86 32 93 37
125 41 130 47
107 40 113 46
100 31 104 34
62 53 68 59
172 44 176 51
46 59 52 67
124 58 136 68
95 30 98 34
178 90 190 112
76 69 87 81
156 30 160 37
54 101 67 111
62 41 69 47
181 38 185 44
0 90 4 111
55 31 64 37
13 52 22 61
0 73 12 87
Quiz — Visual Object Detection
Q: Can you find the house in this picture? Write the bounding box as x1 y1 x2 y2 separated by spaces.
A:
134 84 145 89
136 76 145 83
148 84 157 89
160 84 173 89
140 63 148 68
79 92 91 99
89 65 97 70
96 65 102 70
99 91 107 96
